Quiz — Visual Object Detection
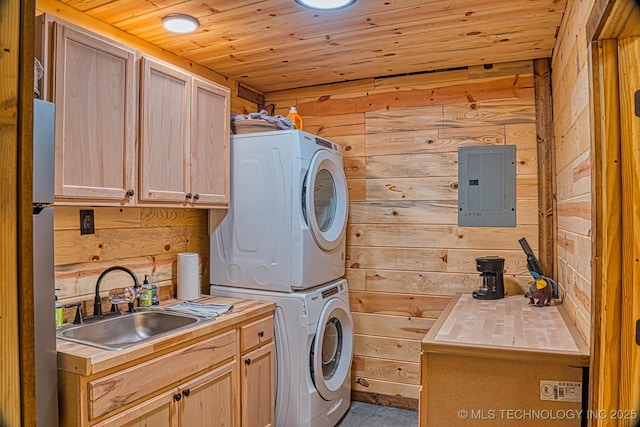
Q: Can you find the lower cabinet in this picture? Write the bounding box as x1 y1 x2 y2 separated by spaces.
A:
58 309 275 427
93 361 237 427
178 361 237 427
92 390 175 427
241 342 274 427
239 314 275 427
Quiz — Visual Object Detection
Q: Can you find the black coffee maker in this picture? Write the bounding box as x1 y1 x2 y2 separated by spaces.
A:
472 256 505 300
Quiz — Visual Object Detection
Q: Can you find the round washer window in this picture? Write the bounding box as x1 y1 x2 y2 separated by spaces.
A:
321 317 342 380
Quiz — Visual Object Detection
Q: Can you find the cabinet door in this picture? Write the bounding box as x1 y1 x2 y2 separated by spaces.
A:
139 57 191 204
189 77 230 207
92 390 177 427
53 23 136 203
241 343 274 427
178 360 238 427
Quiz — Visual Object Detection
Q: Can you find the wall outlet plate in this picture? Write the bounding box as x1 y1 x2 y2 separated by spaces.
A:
80 209 95 235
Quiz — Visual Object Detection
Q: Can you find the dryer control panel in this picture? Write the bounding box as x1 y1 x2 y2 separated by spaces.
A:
322 286 339 299
315 136 341 153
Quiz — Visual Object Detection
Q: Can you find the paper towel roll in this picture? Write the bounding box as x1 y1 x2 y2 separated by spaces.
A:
177 253 200 301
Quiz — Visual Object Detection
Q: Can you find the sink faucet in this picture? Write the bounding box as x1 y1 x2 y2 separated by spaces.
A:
94 266 140 316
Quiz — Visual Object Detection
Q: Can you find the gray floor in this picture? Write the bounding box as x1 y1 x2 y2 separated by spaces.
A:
337 401 418 427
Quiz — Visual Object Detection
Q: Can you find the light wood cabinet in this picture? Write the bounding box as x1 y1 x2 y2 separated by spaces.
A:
58 301 274 427
43 17 229 207
52 23 137 205
139 57 230 207
92 390 175 427
178 361 237 427
93 361 237 427
241 343 274 427
420 294 590 427
139 57 190 205
189 77 230 206
240 315 275 427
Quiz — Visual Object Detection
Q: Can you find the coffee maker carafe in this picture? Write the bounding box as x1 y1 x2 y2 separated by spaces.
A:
472 256 505 300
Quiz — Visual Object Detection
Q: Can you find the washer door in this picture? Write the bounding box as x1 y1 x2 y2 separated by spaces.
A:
303 150 349 251
310 298 353 401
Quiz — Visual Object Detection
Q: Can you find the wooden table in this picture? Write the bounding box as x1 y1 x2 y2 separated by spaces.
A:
420 294 590 427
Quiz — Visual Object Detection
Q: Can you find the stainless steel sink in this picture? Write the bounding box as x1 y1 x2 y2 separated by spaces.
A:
57 309 203 350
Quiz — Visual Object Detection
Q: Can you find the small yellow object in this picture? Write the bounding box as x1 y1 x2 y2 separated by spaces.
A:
536 278 547 290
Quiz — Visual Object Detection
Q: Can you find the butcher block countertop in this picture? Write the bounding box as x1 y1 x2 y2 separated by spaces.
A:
422 294 590 366
56 296 275 376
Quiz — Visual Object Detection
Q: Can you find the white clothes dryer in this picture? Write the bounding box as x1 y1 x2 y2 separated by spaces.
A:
210 279 353 427
210 130 349 292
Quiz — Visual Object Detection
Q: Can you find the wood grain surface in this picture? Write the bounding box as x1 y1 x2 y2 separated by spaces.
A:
433 294 582 353
267 63 541 404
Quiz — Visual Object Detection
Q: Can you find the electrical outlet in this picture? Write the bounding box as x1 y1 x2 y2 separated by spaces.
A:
80 209 95 235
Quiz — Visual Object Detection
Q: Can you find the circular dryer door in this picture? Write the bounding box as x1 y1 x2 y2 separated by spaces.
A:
310 298 353 401
303 150 349 251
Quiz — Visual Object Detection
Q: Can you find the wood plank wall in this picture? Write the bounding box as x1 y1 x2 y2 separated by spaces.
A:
265 61 540 408
551 0 595 342
53 207 212 320
1 0 29 423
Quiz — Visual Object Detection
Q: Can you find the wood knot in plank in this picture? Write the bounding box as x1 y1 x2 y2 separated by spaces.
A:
356 378 370 387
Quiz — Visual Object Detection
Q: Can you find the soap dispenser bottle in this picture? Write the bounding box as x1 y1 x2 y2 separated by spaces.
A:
287 106 303 130
55 289 63 328
139 275 153 307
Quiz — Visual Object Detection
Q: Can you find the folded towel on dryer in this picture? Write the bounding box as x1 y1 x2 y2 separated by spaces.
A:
165 301 233 319
231 110 293 130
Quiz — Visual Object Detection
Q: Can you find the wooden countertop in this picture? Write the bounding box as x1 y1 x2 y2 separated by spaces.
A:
57 296 275 376
422 294 590 366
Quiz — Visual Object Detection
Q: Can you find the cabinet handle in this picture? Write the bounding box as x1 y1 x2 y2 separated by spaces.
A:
126 189 135 197
173 393 182 402
258 331 264 338
193 193 200 201
182 389 191 397
185 193 192 200
245 358 251 365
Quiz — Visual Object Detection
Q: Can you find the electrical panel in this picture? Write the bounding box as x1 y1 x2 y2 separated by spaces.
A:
458 145 516 227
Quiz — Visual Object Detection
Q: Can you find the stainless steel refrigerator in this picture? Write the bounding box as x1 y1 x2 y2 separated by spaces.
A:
33 98 58 426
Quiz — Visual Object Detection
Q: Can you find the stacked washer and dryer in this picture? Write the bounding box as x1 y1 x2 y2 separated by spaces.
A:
209 130 353 427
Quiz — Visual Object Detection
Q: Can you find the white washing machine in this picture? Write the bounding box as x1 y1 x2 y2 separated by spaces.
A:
210 279 353 427
210 130 349 292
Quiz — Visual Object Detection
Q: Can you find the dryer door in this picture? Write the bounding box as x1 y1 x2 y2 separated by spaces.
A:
303 150 349 251
310 297 353 401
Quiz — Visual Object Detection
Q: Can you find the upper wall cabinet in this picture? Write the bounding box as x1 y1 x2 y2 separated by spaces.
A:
139 57 230 207
190 77 230 205
52 23 137 205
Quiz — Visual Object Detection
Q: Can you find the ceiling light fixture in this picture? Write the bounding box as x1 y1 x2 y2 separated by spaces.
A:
295 0 357 11
162 14 199 34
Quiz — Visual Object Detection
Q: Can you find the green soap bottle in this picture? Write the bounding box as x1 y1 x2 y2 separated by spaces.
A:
55 290 63 328
140 275 153 307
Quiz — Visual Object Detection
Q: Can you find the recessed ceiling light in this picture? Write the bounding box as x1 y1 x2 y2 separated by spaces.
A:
162 14 199 34
295 0 357 11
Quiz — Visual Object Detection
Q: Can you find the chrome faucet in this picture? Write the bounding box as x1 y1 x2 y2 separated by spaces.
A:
94 266 140 316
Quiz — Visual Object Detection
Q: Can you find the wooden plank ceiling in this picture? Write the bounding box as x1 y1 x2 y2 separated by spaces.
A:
57 0 566 92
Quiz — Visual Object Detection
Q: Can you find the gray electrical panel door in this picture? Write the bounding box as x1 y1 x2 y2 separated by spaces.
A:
458 145 516 227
